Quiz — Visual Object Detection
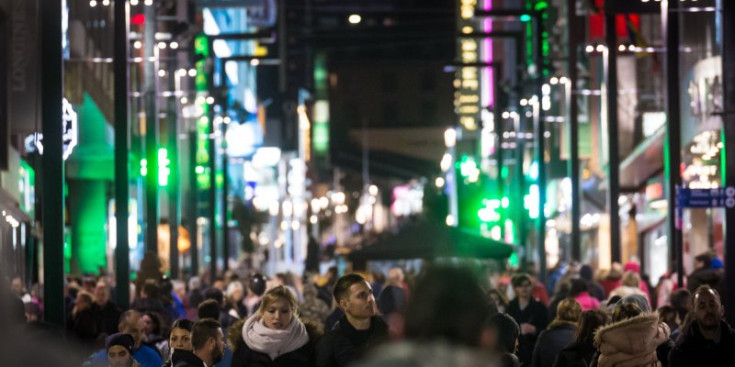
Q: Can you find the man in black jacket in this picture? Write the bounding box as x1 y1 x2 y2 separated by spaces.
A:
507 273 548 367
94 281 123 336
175 319 225 367
316 273 388 367
669 285 735 367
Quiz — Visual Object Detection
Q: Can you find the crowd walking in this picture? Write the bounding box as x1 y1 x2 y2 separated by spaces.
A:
1 251 734 367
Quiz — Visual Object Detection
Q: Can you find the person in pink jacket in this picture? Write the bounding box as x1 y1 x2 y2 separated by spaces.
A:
569 278 600 311
623 260 651 300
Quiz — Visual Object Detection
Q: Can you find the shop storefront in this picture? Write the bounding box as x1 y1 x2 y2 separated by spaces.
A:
678 2 724 274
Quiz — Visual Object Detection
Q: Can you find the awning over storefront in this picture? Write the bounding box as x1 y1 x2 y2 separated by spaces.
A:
619 127 665 191
0 188 32 224
347 220 514 261
333 148 438 180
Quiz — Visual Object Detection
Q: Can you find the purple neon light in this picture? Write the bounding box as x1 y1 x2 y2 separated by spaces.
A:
483 0 494 108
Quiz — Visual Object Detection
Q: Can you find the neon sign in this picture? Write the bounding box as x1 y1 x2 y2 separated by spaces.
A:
24 98 78 160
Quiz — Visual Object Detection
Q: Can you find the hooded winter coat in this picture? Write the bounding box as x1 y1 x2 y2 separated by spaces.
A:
592 313 670 367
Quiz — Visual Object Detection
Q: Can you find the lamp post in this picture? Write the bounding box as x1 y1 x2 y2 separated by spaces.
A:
114 0 131 308
530 96 547 283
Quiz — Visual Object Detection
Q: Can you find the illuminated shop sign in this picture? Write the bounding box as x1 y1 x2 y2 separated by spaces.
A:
455 0 480 131
24 98 78 160
683 130 721 189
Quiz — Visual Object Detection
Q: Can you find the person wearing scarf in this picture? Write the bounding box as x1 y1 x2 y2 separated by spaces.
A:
229 285 320 367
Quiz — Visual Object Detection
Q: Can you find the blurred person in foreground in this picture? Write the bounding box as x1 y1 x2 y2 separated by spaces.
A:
531 298 582 367
552 309 608 367
316 273 388 367
591 295 673 367
229 285 321 367
668 285 734 367
353 265 496 367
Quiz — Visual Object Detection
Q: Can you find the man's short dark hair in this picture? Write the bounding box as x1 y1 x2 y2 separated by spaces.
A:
198 299 220 320
693 285 721 305
486 313 519 353
511 273 532 288
333 273 367 303
670 289 691 320
204 287 224 305
191 319 221 351
694 252 713 268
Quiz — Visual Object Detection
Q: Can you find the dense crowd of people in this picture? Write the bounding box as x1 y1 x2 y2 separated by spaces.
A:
1 249 733 367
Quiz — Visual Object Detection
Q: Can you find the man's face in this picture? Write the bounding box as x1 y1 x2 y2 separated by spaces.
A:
340 281 376 320
95 284 110 305
694 290 724 331
107 346 132 367
210 330 225 365
514 281 533 299
121 317 145 348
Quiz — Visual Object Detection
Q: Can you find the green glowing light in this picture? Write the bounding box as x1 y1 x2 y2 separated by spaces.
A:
529 160 539 181
509 252 520 268
524 184 540 219
478 198 502 223
158 148 170 187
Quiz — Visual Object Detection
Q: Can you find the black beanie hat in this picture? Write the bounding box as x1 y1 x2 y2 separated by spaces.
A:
106 333 134 354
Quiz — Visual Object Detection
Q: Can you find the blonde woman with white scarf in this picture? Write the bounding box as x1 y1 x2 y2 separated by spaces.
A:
228 285 321 367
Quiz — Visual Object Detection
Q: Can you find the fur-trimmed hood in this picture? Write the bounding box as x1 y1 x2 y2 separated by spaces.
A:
594 313 670 367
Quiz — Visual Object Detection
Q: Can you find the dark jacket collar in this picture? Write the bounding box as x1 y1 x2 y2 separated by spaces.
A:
172 349 206 367
335 315 388 338
682 320 735 345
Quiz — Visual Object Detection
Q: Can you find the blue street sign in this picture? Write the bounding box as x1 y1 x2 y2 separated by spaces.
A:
677 187 735 208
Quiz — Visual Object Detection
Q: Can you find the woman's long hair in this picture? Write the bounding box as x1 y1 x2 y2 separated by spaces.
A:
575 309 608 345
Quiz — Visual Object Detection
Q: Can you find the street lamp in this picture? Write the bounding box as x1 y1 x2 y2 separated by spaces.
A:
444 127 457 148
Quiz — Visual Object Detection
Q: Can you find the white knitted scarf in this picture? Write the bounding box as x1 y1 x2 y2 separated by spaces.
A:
242 315 309 360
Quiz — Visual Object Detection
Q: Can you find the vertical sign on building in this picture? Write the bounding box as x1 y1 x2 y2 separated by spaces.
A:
6 0 39 135
0 8 7 170
456 0 480 131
